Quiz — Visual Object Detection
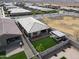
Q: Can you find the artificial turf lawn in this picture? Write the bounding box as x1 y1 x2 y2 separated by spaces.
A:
31 10 58 15
0 51 27 59
32 36 57 52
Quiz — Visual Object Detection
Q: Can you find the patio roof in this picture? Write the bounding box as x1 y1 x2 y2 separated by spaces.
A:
0 17 22 36
18 17 49 33
51 30 65 37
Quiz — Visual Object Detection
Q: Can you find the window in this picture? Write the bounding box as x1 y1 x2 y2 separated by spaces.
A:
33 32 37 35
41 30 46 33
7 37 20 44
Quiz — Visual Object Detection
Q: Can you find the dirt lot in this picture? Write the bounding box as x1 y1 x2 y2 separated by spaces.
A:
51 3 79 7
43 16 79 38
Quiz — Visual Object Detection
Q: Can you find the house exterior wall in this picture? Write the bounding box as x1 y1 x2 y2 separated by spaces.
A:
0 34 22 51
70 40 79 49
10 12 31 16
37 31 41 36
0 35 7 46
0 36 7 51
30 31 41 38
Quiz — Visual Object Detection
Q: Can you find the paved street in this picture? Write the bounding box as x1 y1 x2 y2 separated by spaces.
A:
12 11 79 21
21 34 41 59
6 47 24 57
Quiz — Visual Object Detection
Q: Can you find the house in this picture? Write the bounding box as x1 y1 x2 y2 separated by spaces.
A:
5 5 18 10
3 2 13 6
0 7 4 17
0 17 22 51
24 3 33 7
3 3 31 16
3 2 17 10
7 8 31 16
17 17 50 39
28 6 53 11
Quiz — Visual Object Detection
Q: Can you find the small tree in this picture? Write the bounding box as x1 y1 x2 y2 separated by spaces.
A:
32 10 36 15
32 56 37 59
32 3 36 6
60 56 67 59
36 44 45 52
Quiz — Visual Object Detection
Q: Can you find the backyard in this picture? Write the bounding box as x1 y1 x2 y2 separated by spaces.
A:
32 36 57 52
0 51 27 59
31 10 58 15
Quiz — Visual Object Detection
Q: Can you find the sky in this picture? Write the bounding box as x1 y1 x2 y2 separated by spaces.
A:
0 0 79 3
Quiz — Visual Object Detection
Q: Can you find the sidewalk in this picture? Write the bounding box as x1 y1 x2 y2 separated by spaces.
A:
6 47 24 57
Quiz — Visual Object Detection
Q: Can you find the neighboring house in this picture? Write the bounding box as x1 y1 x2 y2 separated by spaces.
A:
0 17 22 51
3 2 13 6
7 8 31 16
44 5 60 9
24 3 33 7
17 17 50 39
28 6 53 11
0 7 5 17
0 7 3 17
5 5 18 10
3 3 31 16
3 2 18 10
